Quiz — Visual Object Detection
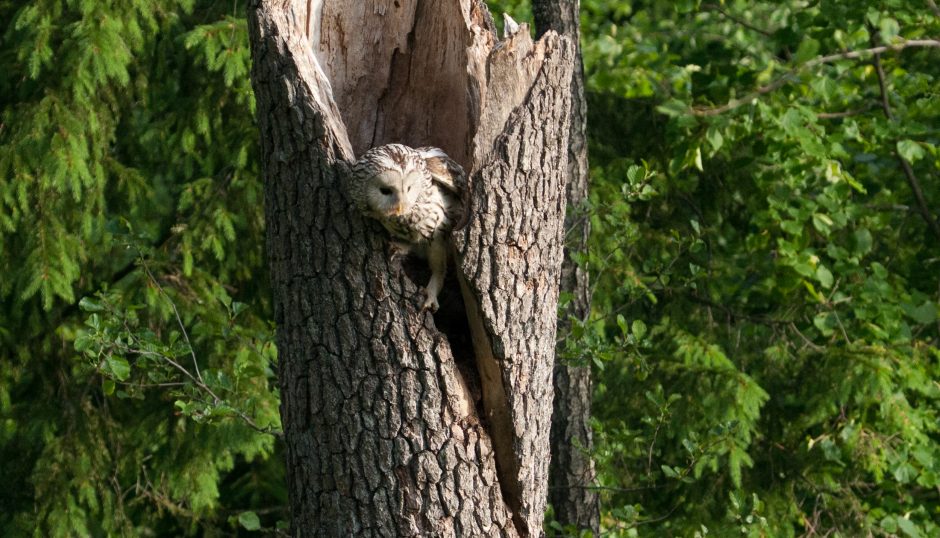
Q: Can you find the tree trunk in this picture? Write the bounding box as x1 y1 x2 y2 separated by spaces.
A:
247 1 574 535
532 0 600 534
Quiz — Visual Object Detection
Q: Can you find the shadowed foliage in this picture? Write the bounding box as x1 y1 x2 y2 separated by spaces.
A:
2 0 939 536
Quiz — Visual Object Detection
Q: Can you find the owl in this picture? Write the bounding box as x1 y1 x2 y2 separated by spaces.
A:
349 143 467 311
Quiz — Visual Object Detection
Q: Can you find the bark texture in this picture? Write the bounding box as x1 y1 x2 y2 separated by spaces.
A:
455 29 574 536
248 1 574 536
532 0 601 534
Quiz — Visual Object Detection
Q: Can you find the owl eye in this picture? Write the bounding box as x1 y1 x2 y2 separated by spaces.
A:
379 187 393 196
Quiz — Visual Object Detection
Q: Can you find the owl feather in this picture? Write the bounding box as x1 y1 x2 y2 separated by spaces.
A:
349 143 467 311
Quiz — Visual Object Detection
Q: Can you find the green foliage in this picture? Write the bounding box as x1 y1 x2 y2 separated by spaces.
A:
0 0 283 535
554 0 940 535
494 0 940 535
4 0 940 536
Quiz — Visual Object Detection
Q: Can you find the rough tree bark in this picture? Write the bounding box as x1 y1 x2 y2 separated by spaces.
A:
532 0 600 534
248 1 573 536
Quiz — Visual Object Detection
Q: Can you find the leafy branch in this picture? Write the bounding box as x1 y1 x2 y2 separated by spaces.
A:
690 39 940 116
76 252 282 439
868 33 940 242
701 3 774 37
928 0 940 19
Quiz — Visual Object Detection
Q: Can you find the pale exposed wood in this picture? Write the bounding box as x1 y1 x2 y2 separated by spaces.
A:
249 0 574 535
310 0 488 169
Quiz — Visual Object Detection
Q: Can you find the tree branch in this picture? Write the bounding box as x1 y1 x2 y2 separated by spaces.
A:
816 104 874 119
927 0 940 18
870 39 940 242
691 39 940 116
123 259 283 439
141 260 204 385
871 51 893 119
701 3 774 37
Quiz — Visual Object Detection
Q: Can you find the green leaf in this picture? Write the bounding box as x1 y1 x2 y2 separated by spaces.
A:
897 140 925 163
816 265 833 289
792 260 815 278
879 17 900 43
656 99 689 117
897 516 922 538
794 38 820 63
706 127 724 151
106 356 131 381
616 314 629 336
811 76 837 101
675 0 700 14
231 301 248 317
238 511 261 531
626 165 644 184
79 297 104 312
74 335 92 352
812 213 833 235
893 462 917 484
632 319 648 340
853 228 873 255
881 516 899 533
813 312 836 336
904 302 938 324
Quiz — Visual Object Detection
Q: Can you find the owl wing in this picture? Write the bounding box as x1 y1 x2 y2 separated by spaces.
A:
417 146 469 230
416 147 466 196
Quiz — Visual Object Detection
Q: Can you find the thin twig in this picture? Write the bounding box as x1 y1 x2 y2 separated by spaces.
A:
816 104 874 119
691 39 940 116
647 412 665 478
866 203 911 212
831 310 852 345
126 381 189 388
789 322 825 352
928 0 940 18
701 3 773 36
897 157 940 241
141 261 204 384
633 502 682 527
548 483 667 493
872 50 893 119
133 262 281 438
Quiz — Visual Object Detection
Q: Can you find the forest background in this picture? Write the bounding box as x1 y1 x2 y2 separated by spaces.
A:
1 0 939 536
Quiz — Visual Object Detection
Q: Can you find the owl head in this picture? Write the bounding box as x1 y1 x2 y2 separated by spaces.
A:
351 144 430 217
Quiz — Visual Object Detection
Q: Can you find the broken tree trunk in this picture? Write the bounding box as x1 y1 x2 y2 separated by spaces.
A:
532 0 601 534
248 0 574 536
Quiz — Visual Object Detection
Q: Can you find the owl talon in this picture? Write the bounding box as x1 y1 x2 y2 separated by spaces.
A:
388 241 410 263
422 293 439 312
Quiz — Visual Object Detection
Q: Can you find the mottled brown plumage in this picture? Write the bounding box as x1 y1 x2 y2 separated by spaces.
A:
349 144 467 310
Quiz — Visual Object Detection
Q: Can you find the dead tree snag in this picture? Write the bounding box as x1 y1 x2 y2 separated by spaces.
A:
248 1 574 535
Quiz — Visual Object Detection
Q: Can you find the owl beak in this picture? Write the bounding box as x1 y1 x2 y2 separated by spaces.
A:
390 203 404 216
